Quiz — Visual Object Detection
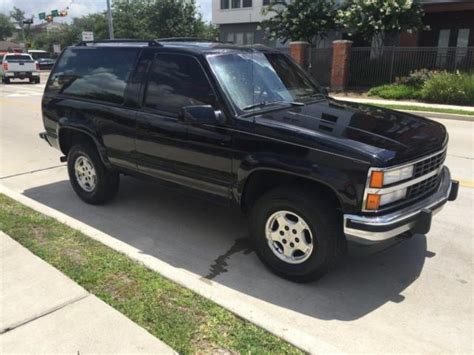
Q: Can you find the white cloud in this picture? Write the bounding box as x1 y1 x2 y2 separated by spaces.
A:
0 0 213 24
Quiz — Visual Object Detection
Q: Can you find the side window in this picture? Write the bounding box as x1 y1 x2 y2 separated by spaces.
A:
144 54 216 115
46 47 138 105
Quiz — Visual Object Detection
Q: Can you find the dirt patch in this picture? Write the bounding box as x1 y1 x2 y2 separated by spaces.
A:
104 272 139 301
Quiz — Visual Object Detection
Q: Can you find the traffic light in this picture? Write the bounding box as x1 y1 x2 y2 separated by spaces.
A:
38 12 46 20
59 10 68 17
46 15 53 23
51 9 59 17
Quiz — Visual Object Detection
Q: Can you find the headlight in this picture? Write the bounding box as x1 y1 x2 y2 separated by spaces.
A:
380 188 407 206
383 166 414 185
366 188 408 210
369 165 414 188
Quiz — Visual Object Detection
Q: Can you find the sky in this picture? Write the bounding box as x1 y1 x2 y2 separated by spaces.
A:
0 0 213 23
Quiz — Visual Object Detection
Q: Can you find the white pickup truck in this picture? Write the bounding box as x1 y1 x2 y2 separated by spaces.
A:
1 53 40 84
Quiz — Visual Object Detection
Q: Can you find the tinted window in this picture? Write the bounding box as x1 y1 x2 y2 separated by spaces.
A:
46 47 138 104
5 55 33 62
144 54 216 115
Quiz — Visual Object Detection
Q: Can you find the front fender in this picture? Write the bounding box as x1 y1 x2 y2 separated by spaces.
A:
234 152 368 213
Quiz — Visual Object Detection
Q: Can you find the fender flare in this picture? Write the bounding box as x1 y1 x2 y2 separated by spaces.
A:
57 120 112 169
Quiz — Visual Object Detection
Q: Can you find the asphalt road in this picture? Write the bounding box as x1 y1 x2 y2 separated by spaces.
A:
1 79 473 353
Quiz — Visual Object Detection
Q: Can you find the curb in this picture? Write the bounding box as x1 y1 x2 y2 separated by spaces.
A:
397 110 474 122
0 184 343 355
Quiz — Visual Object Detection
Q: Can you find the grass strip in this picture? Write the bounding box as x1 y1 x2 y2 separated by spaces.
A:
371 104 474 117
0 194 302 355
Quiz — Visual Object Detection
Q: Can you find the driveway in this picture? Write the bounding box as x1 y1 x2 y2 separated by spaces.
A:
1 82 472 353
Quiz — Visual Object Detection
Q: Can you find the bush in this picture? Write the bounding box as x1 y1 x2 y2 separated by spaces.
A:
396 69 434 87
421 72 474 106
368 84 422 100
368 71 474 106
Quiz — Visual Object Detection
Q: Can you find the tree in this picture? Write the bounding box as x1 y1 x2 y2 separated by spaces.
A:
260 0 338 46
0 13 14 40
9 6 33 41
337 0 425 46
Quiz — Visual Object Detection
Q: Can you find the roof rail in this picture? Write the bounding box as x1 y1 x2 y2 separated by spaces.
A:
156 37 223 43
76 39 162 47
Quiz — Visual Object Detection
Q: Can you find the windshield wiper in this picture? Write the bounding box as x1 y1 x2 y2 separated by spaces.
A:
296 92 326 100
242 101 305 111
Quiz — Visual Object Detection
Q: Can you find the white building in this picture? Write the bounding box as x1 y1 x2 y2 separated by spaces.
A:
212 0 289 46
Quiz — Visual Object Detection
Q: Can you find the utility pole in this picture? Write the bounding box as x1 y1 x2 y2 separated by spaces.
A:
106 0 114 39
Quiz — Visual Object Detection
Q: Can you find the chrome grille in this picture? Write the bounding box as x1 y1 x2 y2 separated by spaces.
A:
413 150 447 178
406 174 441 201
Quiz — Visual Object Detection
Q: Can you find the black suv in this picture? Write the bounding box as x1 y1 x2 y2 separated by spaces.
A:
40 39 458 281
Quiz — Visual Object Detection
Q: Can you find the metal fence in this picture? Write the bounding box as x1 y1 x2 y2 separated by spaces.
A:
349 46 474 88
310 48 332 87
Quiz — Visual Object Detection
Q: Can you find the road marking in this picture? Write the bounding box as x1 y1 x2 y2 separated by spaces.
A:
0 97 39 111
454 178 474 188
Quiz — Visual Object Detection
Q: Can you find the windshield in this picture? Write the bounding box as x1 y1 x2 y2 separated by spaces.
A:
207 52 323 112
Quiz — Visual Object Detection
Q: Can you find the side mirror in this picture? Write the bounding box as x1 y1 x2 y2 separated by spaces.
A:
180 105 221 125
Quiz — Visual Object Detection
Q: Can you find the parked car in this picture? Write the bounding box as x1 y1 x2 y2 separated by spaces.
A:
37 57 56 70
40 40 458 282
28 50 56 70
1 53 40 84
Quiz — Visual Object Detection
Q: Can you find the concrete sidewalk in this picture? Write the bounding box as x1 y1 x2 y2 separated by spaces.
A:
0 232 176 354
332 96 474 112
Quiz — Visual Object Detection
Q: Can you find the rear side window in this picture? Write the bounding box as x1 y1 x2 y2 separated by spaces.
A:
144 54 216 115
46 47 138 104
5 55 33 62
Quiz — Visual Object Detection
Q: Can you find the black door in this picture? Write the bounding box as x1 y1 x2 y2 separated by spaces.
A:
135 52 233 198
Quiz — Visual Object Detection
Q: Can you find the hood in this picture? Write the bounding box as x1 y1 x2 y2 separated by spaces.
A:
252 98 447 166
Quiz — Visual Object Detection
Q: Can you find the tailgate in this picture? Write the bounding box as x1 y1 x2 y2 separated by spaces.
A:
7 61 36 72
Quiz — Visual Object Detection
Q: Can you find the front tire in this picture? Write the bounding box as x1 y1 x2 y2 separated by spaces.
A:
249 186 345 282
67 143 119 204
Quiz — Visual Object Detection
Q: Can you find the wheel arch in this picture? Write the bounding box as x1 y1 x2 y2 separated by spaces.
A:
58 126 112 169
238 168 343 213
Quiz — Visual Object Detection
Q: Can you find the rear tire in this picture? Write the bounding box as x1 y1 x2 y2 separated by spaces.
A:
67 143 119 205
249 186 346 282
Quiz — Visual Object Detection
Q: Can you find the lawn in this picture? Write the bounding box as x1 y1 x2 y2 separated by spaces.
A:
0 193 303 355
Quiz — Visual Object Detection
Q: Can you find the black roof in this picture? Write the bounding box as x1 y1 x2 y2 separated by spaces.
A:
75 39 281 55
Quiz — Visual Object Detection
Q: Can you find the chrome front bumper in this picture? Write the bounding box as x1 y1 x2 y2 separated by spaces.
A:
344 167 458 244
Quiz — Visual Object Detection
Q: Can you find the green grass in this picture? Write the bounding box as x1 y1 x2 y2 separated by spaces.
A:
0 194 303 355
370 104 474 117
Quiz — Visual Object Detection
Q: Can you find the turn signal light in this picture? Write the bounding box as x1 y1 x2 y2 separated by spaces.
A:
35 61 40 71
366 194 381 210
3 61 8 71
369 171 384 188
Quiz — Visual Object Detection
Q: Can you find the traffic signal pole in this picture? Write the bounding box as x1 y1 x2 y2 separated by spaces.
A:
106 0 114 39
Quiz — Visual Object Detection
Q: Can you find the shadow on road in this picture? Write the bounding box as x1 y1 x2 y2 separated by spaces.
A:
23 176 429 321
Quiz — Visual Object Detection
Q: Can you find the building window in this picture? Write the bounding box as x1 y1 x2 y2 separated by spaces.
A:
243 0 252 7
457 28 470 48
436 29 450 67
231 0 241 8
245 32 255 45
226 33 234 43
221 0 229 9
262 0 270 5
235 32 244 45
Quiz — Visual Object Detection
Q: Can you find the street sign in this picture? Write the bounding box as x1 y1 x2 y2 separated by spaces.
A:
51 9 59 17
53 44 61 54
81 31 94 41
39 12 46 20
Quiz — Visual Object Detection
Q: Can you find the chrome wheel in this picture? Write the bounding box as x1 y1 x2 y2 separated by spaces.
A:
74 155 97 192
265 210 314 264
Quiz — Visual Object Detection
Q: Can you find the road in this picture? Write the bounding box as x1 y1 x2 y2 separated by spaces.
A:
1 78 473 353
